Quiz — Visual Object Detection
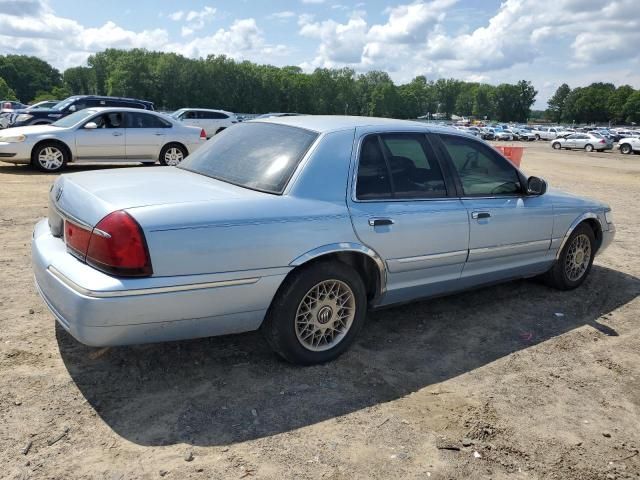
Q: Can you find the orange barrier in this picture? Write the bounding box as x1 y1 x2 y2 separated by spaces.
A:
493 146 523 167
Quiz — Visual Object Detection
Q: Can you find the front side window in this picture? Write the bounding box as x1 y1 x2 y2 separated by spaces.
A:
355 134 447 200
126 112 171 128
439 134 522 196
179 122 318 194
89 112 124 129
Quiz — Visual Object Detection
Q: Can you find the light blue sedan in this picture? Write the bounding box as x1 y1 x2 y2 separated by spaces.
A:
32 116 615 364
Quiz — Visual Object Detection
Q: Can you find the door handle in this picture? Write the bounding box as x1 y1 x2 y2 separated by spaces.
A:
472 211 491 219
153 132 165 136
368 218 394 227
112 132 123 136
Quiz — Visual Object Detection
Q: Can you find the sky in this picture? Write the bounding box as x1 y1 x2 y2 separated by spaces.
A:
1 0 639 108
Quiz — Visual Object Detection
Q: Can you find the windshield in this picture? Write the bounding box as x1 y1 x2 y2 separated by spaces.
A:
179 122 318 194
51 98 78 111
51 109 98 128
170 109 185 118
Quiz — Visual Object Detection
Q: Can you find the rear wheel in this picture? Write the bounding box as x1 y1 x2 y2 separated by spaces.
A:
262 261 367 365
31 142 68 172
159 143 187 166
585 144 594 152
620 143 632 154
535 134 541 140
543 223 595 290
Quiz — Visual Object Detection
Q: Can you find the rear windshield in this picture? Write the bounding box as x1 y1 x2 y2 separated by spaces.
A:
178 122 318 194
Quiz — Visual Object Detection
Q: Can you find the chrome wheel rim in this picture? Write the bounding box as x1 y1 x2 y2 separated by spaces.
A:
295 280 356 352
38 146 64 170
164 147 184 166
565 233 591 281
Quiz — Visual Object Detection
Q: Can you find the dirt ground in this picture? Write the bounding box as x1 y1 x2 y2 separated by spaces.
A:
1 141 639 480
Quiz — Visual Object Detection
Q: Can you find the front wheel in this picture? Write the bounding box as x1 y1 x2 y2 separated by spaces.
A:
32 142 68 172
585 144 594 152
552 142 561 150
262 261 367 365
159 144 188 166
543 223 595 290
620 143 632 154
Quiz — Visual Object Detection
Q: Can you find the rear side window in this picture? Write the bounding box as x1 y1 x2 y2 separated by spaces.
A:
126 112 171 128
356 136 392 200
439 134 521 196
355 134 447 200
178 122 318 194
200 111 228 119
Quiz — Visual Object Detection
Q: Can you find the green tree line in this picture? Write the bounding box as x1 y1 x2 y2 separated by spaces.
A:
1 49 543 122
547 82 640 124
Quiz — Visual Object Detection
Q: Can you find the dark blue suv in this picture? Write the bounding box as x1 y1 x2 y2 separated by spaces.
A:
7 95 155 128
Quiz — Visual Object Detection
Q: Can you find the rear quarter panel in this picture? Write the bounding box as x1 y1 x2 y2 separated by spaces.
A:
130 129 359 277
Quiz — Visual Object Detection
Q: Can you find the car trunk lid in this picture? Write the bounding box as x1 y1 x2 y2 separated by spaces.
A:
48 166 263 236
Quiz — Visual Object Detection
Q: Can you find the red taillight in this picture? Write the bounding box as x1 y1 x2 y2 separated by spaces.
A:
200 128 206 139
64 220 92 259
64 211 152 277
599 139 606 144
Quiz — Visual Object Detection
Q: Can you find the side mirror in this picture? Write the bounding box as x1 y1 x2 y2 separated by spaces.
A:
527 176 547 195
68 105 76 113
84 122 98 130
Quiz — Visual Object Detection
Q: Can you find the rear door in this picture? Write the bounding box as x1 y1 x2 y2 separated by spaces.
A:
347 131 469 305
434 133 554 285
74 112 126 161
124 111 172 160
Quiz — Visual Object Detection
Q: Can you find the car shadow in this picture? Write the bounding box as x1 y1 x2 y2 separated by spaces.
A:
0 163 146 176
57 265 639 447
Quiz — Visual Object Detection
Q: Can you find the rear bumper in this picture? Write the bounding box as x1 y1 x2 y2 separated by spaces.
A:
32 219 287 346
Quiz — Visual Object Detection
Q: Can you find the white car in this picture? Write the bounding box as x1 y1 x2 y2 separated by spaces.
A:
170 108 237 138
618 137 640 155
0 107 206 172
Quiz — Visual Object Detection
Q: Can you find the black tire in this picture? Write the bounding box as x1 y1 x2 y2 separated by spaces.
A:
620 143 632 154
31 141 69 172
552 142 561 150
535 134 541 141
159 143 188 166
543 223 596 290
261 260 367 365
585 144 594 152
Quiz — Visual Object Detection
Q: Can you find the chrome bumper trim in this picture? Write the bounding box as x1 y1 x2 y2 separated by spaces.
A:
47 266 259 298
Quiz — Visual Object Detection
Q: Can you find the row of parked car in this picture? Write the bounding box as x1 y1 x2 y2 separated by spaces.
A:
0 94 305 172
454 122 640 154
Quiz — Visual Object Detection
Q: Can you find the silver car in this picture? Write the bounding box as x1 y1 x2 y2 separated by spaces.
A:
551 133 613 152
32 116 615 364
0 107 206 172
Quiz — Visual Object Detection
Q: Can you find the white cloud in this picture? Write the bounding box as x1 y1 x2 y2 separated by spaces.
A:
0 1 287 70
268 11 296 20
301 0 326 4
168 6 216 36
167 18 290 61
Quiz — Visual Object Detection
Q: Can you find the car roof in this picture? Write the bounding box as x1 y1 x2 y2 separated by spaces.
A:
80 107 165 115
176 108 233 113
251 115 453 134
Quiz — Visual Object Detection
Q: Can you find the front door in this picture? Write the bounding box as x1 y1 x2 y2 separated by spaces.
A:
434 133 554 287
347 131 469 306
75 112 125 161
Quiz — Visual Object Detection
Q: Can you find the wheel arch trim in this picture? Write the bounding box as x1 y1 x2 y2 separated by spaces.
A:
289 242 387 296
555 212 603 260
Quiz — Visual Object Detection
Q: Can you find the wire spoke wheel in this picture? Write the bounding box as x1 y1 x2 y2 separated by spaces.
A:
38 146 64 170
164 147 184 166
564 233 591 282
295 279 356 352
